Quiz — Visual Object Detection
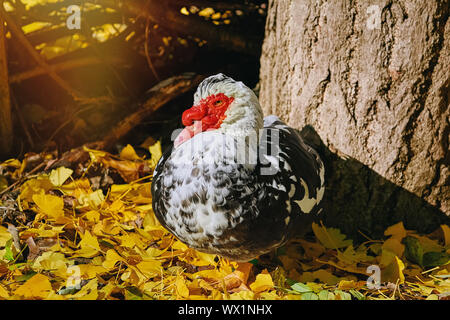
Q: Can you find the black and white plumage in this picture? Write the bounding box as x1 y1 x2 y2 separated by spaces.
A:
151 74 325 261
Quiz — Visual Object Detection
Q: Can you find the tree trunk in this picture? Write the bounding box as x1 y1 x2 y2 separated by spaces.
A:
259 0 449 239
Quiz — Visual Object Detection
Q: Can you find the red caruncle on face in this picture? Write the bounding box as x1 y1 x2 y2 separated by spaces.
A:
182 93 234 131
174 93 234 147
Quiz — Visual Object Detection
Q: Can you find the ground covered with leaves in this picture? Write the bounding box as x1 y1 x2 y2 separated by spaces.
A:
0 144 449 300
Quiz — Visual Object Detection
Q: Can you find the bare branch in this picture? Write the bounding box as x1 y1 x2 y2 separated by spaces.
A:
0 15 13 155
0 5 87 101
101 73 205 150
97 0 262 56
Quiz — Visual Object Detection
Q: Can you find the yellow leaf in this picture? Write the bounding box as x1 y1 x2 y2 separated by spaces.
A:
210 289 223 300
98 281 115 299
337 245 374 265
83 146 107 162
259 291 280 300
76 230 101 258
442 224 450 247
1 158 22 168
382 238 405 258
68 278 98 300
136 260 161 278
109 199 125 212
148 141 162 168
0 226 12 247
84 210 100 223
384 222 407 241
176 275 190 298
77 189 105 209
49 167 73 186
33 251 68 272
317 259 368 275
198 7 214 18
59 178 91 195
21 224 65 239
0 284 9 298
32 193 64 220
120 144 141 161
249 272 274 293
230 290 255 300
312 222 352 249
20 177 53 201
180 7 190 15
382 256 405 284
102 249 125 270
74 264 108 279
337 280 358 290
194 251 218 266
22 22 51 34
14 274 53 298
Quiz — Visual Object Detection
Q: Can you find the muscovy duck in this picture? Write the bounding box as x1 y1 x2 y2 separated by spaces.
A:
151 74 325 261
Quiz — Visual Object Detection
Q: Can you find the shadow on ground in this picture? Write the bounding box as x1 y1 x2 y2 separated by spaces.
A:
299 125 450 242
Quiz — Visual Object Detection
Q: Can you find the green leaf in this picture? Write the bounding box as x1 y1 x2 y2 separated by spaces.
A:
318 290 333 300
403 236 424 266
301 292 319 300
57 286 81 295
422 251 450 268
125 286 143 300
249 259 259 266
15 271 37 282
349 289 365 300
3 239 14 261
291 282 312 293
334 290 352 300
285 278 297 287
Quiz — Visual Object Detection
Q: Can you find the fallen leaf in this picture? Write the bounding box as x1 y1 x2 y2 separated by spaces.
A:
301 292 319 300
384 222 407 241
382 256 405 284
49 167 73 186
76 189 105 209
0 284 9 298
441 225 450 247
0 226 12 247
32 193 65 220
403 236 424 266
298 269 340 285
290 282 312 293
120 144 141 161
148 141 162 168
176 275 190 298
312 222 352 249
250 272 274 293
14 273 53 298
76 230 101 258
422 251 450 268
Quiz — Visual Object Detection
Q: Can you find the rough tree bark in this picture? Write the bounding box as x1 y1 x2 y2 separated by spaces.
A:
259 0 449 239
